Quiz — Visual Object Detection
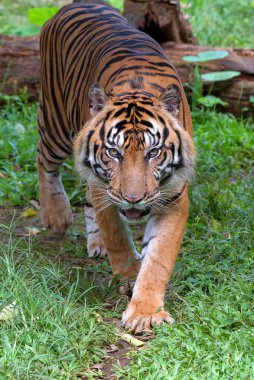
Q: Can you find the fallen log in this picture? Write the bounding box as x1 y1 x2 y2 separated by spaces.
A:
0 35 254 116
0 36 39 100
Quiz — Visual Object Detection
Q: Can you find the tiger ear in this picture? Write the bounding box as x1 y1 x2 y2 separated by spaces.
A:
159 84 182 117
88 83 108 117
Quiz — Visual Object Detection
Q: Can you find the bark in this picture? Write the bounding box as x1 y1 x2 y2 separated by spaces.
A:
123 0 196 44
0 35 254 116
0 36 39 100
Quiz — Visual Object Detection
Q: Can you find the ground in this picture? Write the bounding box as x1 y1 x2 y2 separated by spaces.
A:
1 100 254 379
0 0 254 379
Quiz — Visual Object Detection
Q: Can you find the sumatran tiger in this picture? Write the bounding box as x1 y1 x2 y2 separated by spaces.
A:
37 3 195 334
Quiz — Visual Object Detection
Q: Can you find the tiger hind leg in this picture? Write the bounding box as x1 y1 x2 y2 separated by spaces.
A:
37 140 73 235
84 191 107 258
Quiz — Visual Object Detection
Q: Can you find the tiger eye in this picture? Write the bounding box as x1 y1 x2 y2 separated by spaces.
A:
108 148 119 158
148 148 160 159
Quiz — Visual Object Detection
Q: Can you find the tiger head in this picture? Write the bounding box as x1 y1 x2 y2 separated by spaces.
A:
74 83 195 221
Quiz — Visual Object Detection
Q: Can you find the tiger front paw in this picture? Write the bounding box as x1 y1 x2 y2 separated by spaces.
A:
121 302 174 335
87 233 107 258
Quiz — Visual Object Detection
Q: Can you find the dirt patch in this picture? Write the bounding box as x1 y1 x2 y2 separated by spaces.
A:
84 340 132 380
91 318 152 380
102 341 132 379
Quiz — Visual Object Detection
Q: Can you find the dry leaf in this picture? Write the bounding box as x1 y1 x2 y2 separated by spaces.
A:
121 333 145 347
107 344 119 353
22 208 37 218
0 172 7 179
91 363 103 369
0 301 19 321
26 227 40 236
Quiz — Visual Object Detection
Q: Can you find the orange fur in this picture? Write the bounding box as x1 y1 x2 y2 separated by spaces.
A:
38 4 195 333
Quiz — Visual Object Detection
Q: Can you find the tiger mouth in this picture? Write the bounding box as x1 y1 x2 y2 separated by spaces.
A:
119 207 151 219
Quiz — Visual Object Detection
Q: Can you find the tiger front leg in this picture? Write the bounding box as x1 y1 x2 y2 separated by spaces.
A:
84 189 107 258
122 189 189 334
37 142 73 235
90 186 141 288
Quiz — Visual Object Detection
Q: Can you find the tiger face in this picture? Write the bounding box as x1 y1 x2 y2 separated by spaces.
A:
74 83 195 221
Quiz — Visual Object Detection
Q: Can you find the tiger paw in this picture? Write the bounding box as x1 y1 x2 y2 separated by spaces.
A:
41 193 73 235
118 260 140 296
87 233 107 258
121 304 174 335
119 279 136 296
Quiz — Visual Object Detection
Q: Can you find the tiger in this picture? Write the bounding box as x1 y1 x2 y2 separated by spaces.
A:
37 3 195 334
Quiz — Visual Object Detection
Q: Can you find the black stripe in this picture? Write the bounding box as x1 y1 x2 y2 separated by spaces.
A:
162 184 186 205
142 235 156 249
84 201 93 208
140 120 154 129
85 215 94 220
174 129 183 166
87 229 99 235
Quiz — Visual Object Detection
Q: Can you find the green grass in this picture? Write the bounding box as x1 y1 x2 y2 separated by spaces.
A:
0 95 38 205
180 0 254 48
0 226 117 379
1 96 254 379
0 94 81 206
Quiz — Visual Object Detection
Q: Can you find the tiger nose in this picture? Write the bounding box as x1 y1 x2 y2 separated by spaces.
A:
122 194 145 204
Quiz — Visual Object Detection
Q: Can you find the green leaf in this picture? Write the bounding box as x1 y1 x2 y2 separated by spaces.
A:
201 71 241 82
183 50 229 62
249 95 254 104
28 7 60 27
197 95 228 108
7 25 40 36
183 55 202 62
198 51 229 61
108 0 124 11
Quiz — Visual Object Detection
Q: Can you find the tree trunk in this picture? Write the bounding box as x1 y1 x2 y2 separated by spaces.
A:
0 35 254 116
123 0 196 44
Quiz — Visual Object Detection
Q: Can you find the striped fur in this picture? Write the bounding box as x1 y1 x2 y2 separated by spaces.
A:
37 3 195 333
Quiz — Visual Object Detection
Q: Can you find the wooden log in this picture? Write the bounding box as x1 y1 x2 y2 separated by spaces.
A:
0 36 40 99
0 35 253 116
